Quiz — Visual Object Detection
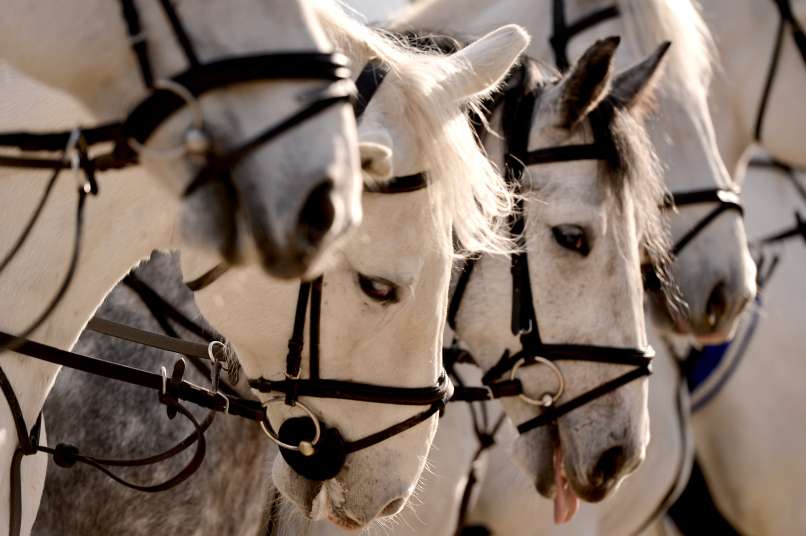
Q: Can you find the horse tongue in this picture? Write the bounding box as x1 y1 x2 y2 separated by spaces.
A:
553 447 580 524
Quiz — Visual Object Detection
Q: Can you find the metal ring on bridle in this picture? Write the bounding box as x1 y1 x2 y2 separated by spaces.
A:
509 356 565 407
259 397 321 455
207 340 228 369
127 79 207 159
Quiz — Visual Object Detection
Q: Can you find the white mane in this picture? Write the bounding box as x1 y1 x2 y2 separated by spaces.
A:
612 0 716 98
312 0 516 255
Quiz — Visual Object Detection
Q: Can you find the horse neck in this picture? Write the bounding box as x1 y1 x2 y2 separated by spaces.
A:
705 0 771 176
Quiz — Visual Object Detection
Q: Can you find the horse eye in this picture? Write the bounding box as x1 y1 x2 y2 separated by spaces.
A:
357 274 399 303
551 225 590 256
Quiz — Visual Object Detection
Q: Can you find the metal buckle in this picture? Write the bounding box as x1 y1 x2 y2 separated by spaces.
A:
259 397 321 456
509 356 565 407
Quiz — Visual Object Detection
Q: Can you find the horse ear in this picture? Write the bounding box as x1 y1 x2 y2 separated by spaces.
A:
439 25 529 103
611 41 671 111
550 36 620 128
359 129 393 184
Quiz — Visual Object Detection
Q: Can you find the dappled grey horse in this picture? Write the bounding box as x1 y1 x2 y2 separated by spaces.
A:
33 252 273 535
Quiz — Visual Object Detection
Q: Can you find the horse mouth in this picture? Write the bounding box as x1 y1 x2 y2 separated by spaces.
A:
532 427 580 525
312 483 368 532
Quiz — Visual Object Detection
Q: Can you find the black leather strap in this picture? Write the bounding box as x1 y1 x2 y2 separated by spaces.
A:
755 0 806 141
550 0 620 71
38 403 212 493
120 0 154 88
667 189 744 255
249 373 452 406
522 143 611 165
353 60 388 119
447 259 478 331
516 364 651 434
0 333 264 421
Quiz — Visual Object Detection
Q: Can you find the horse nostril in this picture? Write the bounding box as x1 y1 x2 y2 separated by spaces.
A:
298 179 336 247
705 281 728 330
591 446 626 486
380 497 406 517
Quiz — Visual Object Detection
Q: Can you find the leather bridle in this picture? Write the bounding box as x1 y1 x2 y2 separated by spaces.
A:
446 58 654 437
185 60 449 482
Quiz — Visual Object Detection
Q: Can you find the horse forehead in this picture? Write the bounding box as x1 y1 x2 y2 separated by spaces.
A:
528 165 607 206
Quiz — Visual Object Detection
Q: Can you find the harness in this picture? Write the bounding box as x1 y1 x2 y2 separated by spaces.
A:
185 60 449 483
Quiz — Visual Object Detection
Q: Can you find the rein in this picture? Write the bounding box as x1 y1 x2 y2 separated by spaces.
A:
185 60 445 482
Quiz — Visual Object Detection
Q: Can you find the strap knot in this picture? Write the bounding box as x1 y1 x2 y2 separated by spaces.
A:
53 443 79 468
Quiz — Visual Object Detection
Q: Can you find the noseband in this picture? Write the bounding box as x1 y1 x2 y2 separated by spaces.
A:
186 61 445 482
446 59 654 436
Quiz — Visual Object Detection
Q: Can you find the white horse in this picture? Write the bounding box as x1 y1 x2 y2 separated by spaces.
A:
678 164 806 534
293 33 673 536
0 2 362 533
399 0 755 344
180 5 529 530
663 1 806 532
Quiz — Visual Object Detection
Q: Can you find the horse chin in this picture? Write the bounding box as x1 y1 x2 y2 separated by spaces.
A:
512 426 556 498
271 462 375 530
271 460 324 519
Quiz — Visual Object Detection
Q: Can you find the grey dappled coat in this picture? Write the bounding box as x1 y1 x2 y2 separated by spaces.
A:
32 252 274 536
